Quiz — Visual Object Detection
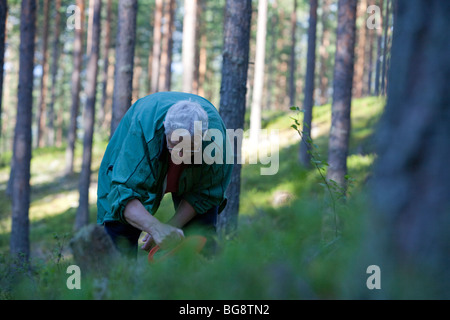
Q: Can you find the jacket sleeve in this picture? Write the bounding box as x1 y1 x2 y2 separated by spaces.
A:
183 162 233 215
106 119 160 224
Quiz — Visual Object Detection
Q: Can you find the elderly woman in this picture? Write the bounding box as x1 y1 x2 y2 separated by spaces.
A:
97 92 233 258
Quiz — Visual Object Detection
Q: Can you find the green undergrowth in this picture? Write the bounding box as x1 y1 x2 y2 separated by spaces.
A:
0 97 387 299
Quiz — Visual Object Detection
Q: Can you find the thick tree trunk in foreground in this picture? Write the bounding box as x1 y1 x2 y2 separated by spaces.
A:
217 0 252 236
370 0 450 299
10 0 36 262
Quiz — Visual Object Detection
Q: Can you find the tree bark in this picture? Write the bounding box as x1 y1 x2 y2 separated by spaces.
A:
10 0 36 262
374 0 384 96
318 0 332 105
158 0 175 92
75 0 102 231
65 0 85 175
182 0 197 93
352 0 368 98
366 1 375 95
47 0 62 147
99 0 112 127
288 0 297 107
0 0 7 142
326 0 357 189
249 0 267 142
380 0 390 96
265 0 278 110
217 0 252 236
370 0 450 298
150 0 163 93
110 0 137 137
299 0 318 168
36 0 50 148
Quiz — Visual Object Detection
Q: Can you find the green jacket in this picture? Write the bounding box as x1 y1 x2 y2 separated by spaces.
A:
97 92 233 225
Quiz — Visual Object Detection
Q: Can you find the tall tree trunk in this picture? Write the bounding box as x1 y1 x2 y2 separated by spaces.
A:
249 0 267 142
380 0 390 96
299 0 318 167
192 0 202 95
0 0 7 141
318 0 331 105
217 0 252 236
288 0 297 107
374 0 384 96
326 0 357 189
158 0 175 92
182 0 197 93
132 56 142 103
75 0 101 231
110 0 137 137
352 0 368 98
150 0 162 93
197 32 207 97
366 1 375 95
369 0 450 298
47 0 62 146
36 0 50 148
65 0 85 175
10 0 36 262
99 0 112 127
265 0 278 110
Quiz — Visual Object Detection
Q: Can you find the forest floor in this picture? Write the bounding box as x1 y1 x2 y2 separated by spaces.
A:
0 96 386 299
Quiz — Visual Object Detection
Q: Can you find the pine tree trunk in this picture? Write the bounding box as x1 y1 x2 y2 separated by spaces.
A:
217 0 252 236
288 0 297 107
265 1 278 110
10 0 36 262
192 0 202 95
366 2 375 96
99 0 112 127
352 0 367 98
110 0 137 137
150 0 163 93
370 0 450 298
249 0 267 142
65 0 85 175
75 0 102 231
380 0 390 96
182 0 197 93
374 0 384 96
0 0 7 141
158 0 175 92
299 0 318 167
36 0 50 148
318 0 331 105
326 0 357 188
47 0 62 147
197 33 207 97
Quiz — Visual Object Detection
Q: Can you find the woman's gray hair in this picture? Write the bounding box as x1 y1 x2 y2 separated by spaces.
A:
164 100 209 137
